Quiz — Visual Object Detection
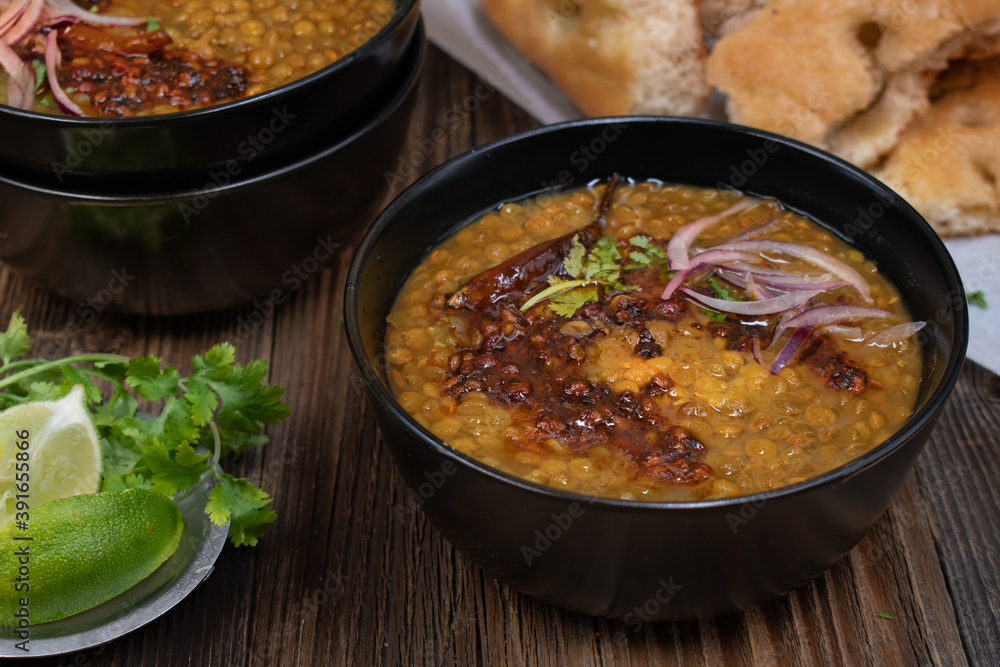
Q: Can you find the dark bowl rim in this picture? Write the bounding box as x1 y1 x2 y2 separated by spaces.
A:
0 0 419 126
345 115 969 513
0 22 426 202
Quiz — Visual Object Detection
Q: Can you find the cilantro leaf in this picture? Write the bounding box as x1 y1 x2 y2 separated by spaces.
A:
626 236 668 270
699 307 727 323
562 236 587 279
520 234 637 317
709 277 742 302
549 285 599 318
146 15 161 31
30 60 46 92
207 360 289 453
163 396 201 443
0 310 30 366
876 611 893 620
145 439 210 496
207 472 277 547
0 312 288 547
184 378 219 427
192 343 236 381
967 290 987 308
125 356 181 401
25 381 61 401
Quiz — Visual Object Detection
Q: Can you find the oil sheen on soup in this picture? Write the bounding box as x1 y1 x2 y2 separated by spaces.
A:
384 180 923 502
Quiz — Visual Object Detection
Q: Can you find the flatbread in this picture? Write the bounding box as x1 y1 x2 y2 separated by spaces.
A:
874 58 1000 236
480 0 710 116
707 0 1000 168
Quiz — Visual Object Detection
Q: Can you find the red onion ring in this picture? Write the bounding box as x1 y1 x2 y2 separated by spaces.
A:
4 0 43 44
728 217 781 242
45 28 83 115
42 0 145 26
866 321 926 346
680 287 821 316
0 0 29 36
0 37 33 108
774 304 894 341
660 249 757 300
667 199 755 271
769 326 812 374
700 239 873 302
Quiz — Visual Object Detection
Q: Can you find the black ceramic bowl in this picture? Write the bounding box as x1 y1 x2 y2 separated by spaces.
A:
0 23 425 315
345 118 969 620
0 0 420 189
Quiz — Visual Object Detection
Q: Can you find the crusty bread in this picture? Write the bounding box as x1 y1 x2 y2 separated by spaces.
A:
707 0 883 146
480 0 1000 235
874 58 1000 237
480 0 710 117
699 0 762 38
707 0 1000 168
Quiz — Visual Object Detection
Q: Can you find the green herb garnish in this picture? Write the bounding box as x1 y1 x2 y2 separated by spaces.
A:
30 60 46 93
625 235 668 272
876 611 893 620
146 16 161 32
0 311 289 547
709 277 742 302
698 308 726 323
520 235 636 316
967 290 987 308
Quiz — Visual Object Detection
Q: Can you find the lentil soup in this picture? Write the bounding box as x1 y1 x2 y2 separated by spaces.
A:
385 180 923 502
0 0 394 116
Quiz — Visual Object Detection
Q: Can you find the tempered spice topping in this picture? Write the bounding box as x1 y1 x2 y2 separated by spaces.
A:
385 181 923 501
57 35 248 116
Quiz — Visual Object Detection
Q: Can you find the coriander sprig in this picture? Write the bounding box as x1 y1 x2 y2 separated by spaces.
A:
0 311 289 547
520 235 637 317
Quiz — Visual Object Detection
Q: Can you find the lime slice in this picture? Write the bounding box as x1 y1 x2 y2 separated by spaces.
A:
0 488 184 625
0 385 102 526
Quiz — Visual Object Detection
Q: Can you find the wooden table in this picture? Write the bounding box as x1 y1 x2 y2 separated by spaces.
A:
6 44 1000 667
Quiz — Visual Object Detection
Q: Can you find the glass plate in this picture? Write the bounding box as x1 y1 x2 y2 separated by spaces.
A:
0 456 228 657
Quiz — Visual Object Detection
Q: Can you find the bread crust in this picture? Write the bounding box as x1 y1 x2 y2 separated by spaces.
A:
480 0 710 116
875 58 1000 236
707 0 1000 164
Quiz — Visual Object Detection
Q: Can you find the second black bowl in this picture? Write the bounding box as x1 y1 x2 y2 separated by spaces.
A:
0 23 425 315
0 0 420 189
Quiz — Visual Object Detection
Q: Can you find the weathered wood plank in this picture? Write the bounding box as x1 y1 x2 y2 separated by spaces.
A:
3 45 998 667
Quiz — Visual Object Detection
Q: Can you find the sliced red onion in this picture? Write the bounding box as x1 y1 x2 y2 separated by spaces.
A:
42 0 145 26
866 321 926 346
667 199 755 271
0 37 33 108
702 240 873 302
45 28 82 115
0 0 29 37
820 324 863 339
723 261 803 278
659 249 757 300
680 287 821 316
744 273 775 301
770 326 812 374
774 304 894 342
728 217 781 242
751 337 764 365
753 275 850 292
4 0 43 45
715 269 746 288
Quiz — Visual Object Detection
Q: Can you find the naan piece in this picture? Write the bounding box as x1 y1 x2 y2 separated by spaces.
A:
707 0 1000 168
480 0 711 116
875 58 1000 236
